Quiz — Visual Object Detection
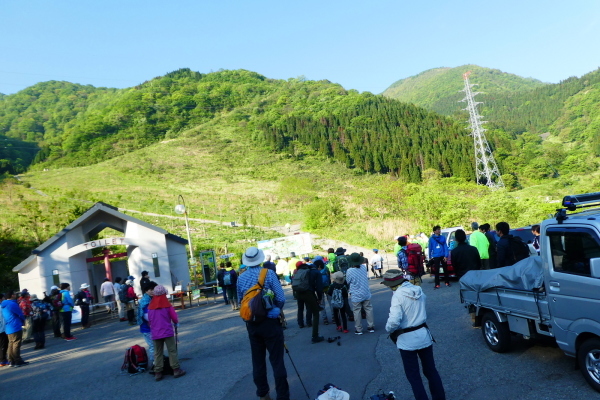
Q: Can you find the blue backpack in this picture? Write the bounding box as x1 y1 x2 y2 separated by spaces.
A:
223 270 232 286
320 268 330 287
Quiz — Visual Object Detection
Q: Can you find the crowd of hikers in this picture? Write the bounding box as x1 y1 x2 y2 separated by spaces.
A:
0 221 533 398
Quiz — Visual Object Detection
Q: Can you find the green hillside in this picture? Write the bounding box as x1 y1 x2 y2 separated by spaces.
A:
0 69 480 183
382 65 546 115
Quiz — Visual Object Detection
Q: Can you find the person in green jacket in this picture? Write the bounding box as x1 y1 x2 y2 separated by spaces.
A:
468 222 489 269
326 248 337 273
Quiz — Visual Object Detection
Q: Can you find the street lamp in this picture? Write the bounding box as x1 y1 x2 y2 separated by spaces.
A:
175 195 195 266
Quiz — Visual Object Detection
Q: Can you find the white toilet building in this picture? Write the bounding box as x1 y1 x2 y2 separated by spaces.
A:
13 202 190 299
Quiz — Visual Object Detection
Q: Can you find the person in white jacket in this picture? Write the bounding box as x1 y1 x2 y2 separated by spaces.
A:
383 269 445 400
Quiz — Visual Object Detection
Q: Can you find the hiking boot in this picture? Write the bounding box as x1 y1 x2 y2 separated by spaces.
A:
336 326 342 332
354 331 363 335
155 372 164 381
311 336 324 343
259 395 273 400
368 326 375 333
173 368 186 378
343 329 349 333
434 285 440 289
11 361 29 368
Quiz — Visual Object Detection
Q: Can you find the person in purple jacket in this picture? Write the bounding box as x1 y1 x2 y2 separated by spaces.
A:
148 285 186 381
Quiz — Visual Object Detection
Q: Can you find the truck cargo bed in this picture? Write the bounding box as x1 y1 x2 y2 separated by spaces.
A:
461 287 551 322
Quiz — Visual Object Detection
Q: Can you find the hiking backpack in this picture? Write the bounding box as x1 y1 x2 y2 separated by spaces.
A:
121 345 148 375
406 243 425 276
333 255 349 274
291 268 311 292
223 270 232 286
52 293 63 311
240 268 269 323
119 284 130 303
331 286 345 309
509 236 530 265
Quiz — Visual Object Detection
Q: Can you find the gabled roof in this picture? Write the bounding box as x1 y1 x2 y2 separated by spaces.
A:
29 202 187 255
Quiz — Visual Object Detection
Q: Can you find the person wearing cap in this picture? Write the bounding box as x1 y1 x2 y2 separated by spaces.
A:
138 280 158 373
1 290 29 367
18 291 33 343
315 257 332 325
123 279 137 325
48 285 63 337
370 249 384 278
100 277 115 313
148 284 186 380
140 271 151 293
294 259 325 342
237 246 289 400
345 253 375 334
327 271 349 333
383 269 445 399
31 294 50 349
75 283 93 329
59 283 76 341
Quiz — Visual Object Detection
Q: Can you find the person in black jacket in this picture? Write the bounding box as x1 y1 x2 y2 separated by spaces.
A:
140 271 151 293
481 223 498 269
294 260 324 343
451 229 481 278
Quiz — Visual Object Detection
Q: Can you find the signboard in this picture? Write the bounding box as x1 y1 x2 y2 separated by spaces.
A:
219 253 236 259
199 250 217 285
257 233 313 260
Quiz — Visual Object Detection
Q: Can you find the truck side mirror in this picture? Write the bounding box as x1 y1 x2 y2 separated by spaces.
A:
590 258 600 278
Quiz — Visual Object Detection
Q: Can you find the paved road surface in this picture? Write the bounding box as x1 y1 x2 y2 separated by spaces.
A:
1 276 596 399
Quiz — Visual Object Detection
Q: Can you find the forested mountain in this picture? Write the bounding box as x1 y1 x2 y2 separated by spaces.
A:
1 66 600 186
382 65 546 116
0 69 477 182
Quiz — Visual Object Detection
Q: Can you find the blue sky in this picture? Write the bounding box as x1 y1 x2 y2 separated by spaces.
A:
1 0 599 95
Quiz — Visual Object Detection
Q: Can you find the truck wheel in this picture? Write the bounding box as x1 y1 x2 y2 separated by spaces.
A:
481 312 511 353
578 338 600 393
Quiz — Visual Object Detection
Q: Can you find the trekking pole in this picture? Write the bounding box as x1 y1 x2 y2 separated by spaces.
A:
283 343 310 400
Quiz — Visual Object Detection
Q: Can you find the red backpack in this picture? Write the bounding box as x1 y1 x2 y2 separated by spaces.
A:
121 345 148 375
406 243 425 276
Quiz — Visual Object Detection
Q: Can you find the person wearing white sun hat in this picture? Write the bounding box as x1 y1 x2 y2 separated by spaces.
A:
237 246 289 400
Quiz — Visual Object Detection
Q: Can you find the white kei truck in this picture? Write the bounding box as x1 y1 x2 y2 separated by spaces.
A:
460 192 600 392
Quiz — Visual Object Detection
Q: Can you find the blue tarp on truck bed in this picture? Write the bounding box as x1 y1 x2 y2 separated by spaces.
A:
459 256 545 292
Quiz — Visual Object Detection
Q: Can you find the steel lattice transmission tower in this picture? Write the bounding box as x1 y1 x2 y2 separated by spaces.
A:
460 71 504 189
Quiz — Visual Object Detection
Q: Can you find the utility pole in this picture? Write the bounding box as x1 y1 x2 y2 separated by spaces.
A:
460 71 504 189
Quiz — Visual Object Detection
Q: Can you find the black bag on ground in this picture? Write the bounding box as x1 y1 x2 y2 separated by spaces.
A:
153 356 174 375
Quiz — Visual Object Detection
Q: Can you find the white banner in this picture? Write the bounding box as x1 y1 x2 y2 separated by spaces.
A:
257 233 313 260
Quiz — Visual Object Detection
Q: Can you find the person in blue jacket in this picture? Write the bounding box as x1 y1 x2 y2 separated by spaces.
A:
428 226 450 289
59 283 76 341
1 290 29 367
